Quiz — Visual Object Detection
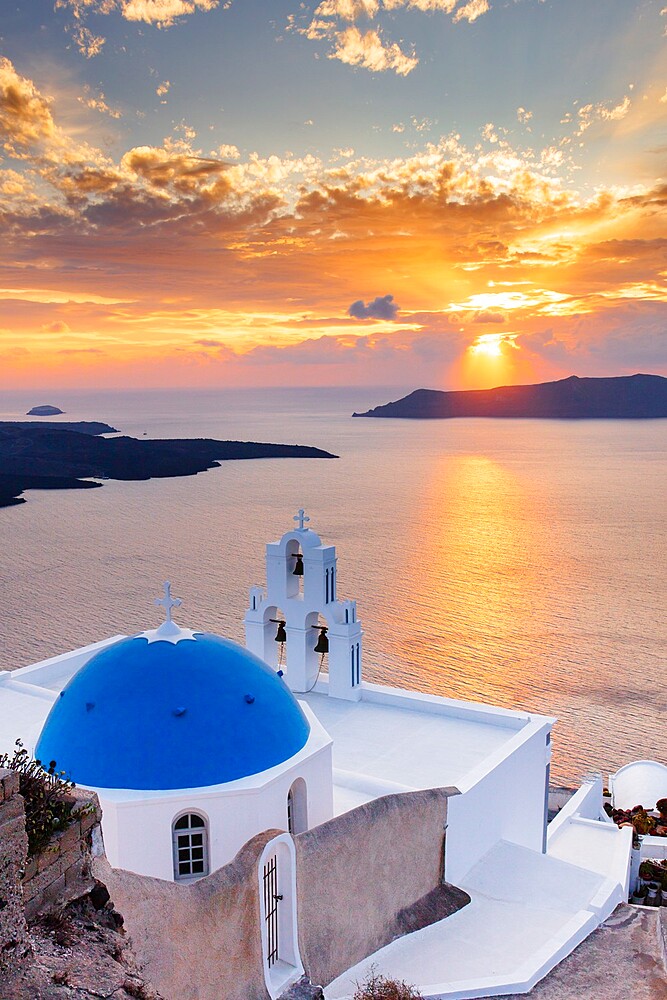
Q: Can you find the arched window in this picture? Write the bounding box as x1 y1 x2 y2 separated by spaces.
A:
287 787 294 834
286 778 308 835
172 812 209 881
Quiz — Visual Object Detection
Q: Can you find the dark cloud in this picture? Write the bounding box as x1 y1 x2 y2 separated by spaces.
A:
348 294 399 320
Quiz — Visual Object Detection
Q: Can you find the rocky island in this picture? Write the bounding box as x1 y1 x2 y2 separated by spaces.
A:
26 404 64 416
354 373 667 420
0 422 336 508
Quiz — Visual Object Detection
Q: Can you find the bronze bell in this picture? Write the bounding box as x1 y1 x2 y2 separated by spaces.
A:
271 619 287 643
293 553 304 576
313 626 328 655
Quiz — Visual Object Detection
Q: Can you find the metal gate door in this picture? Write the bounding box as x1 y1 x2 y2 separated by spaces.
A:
263 855 280 967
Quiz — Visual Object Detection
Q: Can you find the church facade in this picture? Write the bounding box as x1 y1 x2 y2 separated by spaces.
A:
0 512 635 999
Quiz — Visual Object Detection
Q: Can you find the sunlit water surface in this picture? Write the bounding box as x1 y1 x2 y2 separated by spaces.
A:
0 387 665 785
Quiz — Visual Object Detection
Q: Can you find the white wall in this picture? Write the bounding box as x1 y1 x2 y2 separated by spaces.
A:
546 777 609 844
100 742 333 881
445 719 551 885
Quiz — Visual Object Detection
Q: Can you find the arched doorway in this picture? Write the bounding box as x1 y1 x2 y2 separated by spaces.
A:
258 834 304 999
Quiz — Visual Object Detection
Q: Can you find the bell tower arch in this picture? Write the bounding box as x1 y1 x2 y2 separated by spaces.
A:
244 510 363 701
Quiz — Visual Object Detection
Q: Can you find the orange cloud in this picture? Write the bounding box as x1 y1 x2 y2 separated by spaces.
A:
327 26 419 74
453 0 489 24
298 0 500 74
1 60 666 389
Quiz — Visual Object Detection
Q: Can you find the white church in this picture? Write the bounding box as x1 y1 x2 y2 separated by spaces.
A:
0 511 653 1000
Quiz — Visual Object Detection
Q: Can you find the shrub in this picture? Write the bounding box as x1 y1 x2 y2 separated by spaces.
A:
0 739 75 856
353 969 423 1000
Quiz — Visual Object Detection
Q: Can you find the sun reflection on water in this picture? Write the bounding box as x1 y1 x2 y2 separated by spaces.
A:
388 454 544 705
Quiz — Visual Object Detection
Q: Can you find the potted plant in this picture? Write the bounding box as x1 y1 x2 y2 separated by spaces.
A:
639 861 654 882
632 810 656 836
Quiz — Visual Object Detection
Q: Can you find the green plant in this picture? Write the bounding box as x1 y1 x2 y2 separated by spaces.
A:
353 968 423 1000
0 739 75 856
632 809 656 836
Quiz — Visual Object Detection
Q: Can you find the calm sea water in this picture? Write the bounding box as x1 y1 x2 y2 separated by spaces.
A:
0 387 665 785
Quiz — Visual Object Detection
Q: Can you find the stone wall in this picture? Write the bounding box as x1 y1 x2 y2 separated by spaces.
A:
96 830 279 1000
22 787 102 922
103 789 462 1000
295 787 456 986
0 769 31 975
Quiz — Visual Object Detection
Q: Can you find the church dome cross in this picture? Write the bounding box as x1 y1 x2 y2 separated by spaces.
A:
155 581 182 626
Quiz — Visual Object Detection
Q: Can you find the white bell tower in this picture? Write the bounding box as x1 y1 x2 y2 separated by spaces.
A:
244 510 363 701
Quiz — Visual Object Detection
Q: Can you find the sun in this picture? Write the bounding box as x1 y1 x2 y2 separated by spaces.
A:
468 333 506 358
459 332 526 389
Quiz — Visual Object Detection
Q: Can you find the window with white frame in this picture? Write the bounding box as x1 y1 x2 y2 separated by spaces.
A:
172 812 209 880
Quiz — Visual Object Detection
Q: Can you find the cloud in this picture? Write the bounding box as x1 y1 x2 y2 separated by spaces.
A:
0 57 106 165
299 0 496 75
349 294 399 319
389 1 458 10
575 95 631 136
41 321 72 333
315 0 380 18
1 62 666 389
0 58 58 158
452 0 489 23
71 25 107 57
217 143 240 159
79 89 122 118
55 0 221 24
411 116 433 133
517 107 533 125
122 0 219 26
156 80 171 97
471 311 506 324
54 0 220 54
516 303 667 374
328 26 418 74
57 346 105 354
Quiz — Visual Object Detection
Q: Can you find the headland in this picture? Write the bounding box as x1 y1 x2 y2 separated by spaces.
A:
354 373 667 420
0 422 337 508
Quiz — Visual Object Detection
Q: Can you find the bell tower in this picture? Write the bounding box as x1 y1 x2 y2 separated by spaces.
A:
244 510 363 701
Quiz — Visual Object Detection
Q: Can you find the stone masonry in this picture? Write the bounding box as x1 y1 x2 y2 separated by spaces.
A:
0 768 31 975
21 787 102 922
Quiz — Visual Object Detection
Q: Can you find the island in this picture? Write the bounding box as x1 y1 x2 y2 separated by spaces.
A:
26 405 65 416
0 423 337 509
13 421 118 435
353 374 667 420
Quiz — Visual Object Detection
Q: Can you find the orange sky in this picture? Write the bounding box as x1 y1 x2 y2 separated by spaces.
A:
1 2 666 390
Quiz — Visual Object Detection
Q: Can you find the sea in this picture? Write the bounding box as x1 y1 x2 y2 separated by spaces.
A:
0 386 665 786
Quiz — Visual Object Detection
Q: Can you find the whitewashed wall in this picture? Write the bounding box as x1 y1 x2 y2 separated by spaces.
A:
100 741 333 881
445 718 551 885
99 726 333 881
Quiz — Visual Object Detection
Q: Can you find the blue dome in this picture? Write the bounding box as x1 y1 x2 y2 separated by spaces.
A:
35 633 310 791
